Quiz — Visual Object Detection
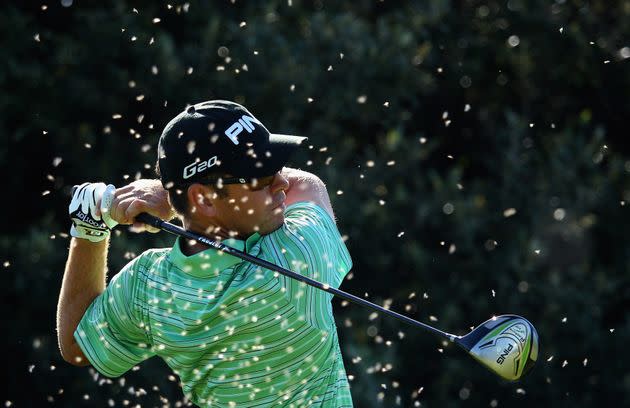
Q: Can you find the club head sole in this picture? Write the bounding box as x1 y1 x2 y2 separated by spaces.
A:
456 315 539 381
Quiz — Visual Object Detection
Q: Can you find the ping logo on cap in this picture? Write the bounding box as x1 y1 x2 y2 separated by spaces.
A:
224 115 261 145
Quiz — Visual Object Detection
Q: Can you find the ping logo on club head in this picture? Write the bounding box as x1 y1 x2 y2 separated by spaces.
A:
496 343 514 365
183 155 218 180
224 115 261 145
470 317 535 380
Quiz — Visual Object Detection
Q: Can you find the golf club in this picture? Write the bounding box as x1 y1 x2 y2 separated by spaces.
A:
135 212 538 381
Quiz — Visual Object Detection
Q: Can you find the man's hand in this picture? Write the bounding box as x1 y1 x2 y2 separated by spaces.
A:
107 179 176 233
69 183 118 242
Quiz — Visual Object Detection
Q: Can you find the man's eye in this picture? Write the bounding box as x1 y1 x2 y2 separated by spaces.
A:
249 177 273 190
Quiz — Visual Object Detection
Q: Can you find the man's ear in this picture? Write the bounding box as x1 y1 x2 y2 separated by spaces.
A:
187 184 218 217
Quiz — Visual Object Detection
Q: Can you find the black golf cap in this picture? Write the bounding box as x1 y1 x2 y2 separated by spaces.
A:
157 100 307 189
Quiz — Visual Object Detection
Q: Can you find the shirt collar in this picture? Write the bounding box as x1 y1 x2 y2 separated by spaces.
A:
168 233 261 278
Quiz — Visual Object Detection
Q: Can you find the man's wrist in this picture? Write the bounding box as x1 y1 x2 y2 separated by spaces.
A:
70 224 111 243
71 235 110 246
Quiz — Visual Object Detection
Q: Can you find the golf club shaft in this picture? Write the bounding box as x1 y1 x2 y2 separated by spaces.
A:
136 213 454 340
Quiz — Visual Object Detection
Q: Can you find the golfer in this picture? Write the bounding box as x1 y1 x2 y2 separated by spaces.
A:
57 100 354 407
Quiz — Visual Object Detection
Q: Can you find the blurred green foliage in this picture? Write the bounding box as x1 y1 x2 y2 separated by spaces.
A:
2 1 629 407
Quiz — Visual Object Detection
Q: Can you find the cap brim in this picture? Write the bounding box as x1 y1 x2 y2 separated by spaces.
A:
269 133 308 148
253 133 308 176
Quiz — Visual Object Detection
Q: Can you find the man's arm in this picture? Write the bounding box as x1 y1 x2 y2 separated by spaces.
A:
56 238 107 366
281 167 335 219
57 179 174 366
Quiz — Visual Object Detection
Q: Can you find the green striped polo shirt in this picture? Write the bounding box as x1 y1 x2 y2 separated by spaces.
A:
75 201 353 407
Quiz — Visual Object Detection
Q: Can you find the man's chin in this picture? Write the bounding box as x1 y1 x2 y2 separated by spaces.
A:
271 202 286 215
258 215 285 236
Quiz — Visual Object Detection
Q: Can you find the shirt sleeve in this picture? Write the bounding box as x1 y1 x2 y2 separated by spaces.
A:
261 201 353 325
74 256 154 378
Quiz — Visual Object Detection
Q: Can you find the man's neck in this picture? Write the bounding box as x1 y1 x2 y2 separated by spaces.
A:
180 220 245 256
179 238 209 256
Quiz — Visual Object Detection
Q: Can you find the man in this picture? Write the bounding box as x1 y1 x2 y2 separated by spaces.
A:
56 100 354 407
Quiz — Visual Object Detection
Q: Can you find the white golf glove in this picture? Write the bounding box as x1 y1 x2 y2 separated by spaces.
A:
69 182 118 242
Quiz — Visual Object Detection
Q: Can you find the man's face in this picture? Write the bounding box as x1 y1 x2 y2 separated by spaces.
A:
210 172 289 237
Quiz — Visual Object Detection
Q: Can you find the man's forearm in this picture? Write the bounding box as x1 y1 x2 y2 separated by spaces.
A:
56 237 109 365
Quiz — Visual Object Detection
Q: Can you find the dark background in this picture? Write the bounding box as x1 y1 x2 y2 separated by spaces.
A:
2 1 629 407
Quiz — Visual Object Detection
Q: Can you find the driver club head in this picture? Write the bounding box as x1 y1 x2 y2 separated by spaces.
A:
455 315 539 381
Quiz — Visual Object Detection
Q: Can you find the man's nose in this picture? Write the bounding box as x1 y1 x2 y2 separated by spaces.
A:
270 172 289 193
